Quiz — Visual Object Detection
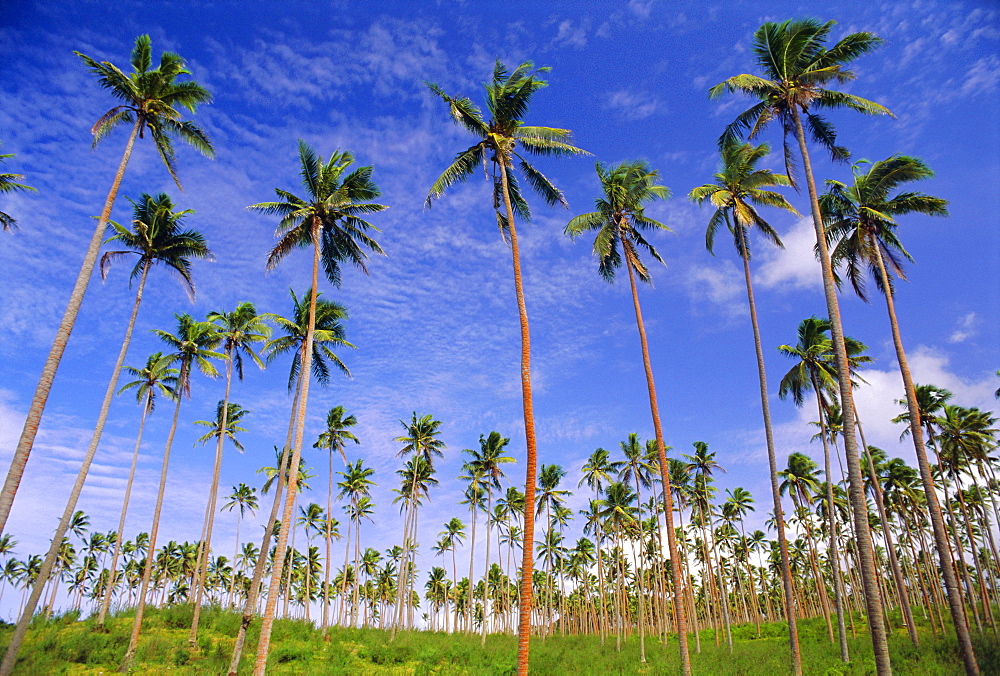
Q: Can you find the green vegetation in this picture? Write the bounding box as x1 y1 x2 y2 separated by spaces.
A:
2 607 995 674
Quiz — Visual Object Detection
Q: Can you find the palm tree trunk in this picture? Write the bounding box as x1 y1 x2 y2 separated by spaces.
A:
481 491 493 646
745 331 800 654
870 244 979 673
1 262 149 676
190 354 235 643
623 246 691 676
495 161 541 676
253 213 321 673
790 106 892 676
98 387 153 626
0 120 143 534
227 376 300 676
123 354 189 669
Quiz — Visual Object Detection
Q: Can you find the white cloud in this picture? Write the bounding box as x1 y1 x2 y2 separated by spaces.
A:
948 311 978 343
603 89 663 121
681 260 746 319
551 19 588 49
756 217 822 291
961 55 1000 96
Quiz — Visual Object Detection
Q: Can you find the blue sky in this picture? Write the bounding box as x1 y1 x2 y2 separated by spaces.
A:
1 0 997 617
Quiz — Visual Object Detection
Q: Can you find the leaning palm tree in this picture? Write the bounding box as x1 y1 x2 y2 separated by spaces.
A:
96 352 178 626
566 159 691 674
426 60 587 674
314 406 360 631
123 314 222 668
248 142 385 675
0 145 36 231
188 302 269 643
821 156 972 662
0 36 213 538
2 193 210 671
690 139 803 662
711 19 895 674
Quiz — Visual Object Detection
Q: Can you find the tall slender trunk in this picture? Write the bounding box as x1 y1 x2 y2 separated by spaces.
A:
623 244 691 675
481 491 493 646
870 243 979 674
0 261 148 676
733 220 801 673
190 354 236 643
791 106 891 675
122 355 190 669
253 215 321 675
98 386 153 626
227 378 300 676
322 450 333 633
498 160 541 676
0 120 143 534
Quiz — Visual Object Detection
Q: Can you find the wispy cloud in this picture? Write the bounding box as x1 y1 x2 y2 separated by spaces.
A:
948 311 978 343
603 89 664 121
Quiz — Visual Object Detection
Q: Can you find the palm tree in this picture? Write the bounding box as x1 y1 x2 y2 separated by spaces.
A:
711 19 895 674
189 302 269 642
123 314 222 667
566 160 690 672
248 141 385 674
97 352 178 626
314 406 359 631
392 414 445 635
0 145 36 231
3 193 210 669
690 138 802 659
222 483 258 606
0 37 213 542
822 156 973 659
426 60 587 673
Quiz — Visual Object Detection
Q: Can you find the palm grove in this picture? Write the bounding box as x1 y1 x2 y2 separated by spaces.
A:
0 18 996 676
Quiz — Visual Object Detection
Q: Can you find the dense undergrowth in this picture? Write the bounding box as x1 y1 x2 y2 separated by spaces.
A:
0 605 996 674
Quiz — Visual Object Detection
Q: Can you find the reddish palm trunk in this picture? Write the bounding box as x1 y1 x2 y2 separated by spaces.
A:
0 120 142 534
623 246 691 676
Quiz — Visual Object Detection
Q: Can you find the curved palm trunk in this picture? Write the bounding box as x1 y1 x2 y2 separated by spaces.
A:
0 120 143 535
498 162 541 676
123 355 190 669
0 262 148 676
98 386 153 626
733 221 802 670
253 216 321 675
623 249 691 675
791 107 891 675
870 244 979 674
227 379 300 675
189 354 236 643
856 412 919 645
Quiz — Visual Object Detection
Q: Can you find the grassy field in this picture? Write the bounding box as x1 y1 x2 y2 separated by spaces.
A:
1 606 996 674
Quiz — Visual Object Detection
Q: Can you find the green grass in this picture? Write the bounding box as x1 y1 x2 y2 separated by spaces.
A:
0 606 996 674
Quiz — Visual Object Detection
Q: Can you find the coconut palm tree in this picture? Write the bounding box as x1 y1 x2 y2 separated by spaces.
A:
690 138 802 657
222 483 258 605
426 60 587 672
565 160 691 672
123 314 222 667
314 406 359 630
248 141 385 674
3 193 210 669
96 353 178 625
710 19 895 673
189 302 269 642
0 146 35 231
0 37 213 543
821 155 972 657
392 414 445 636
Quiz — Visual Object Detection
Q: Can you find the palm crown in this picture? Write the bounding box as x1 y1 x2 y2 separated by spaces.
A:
252 141 387 287
0 147 36 231
822 155 949 301
426 59 587 230
75 34 213 186
264 289 354 390
100 192 212 298
709 19 892 184
566 160 671 283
